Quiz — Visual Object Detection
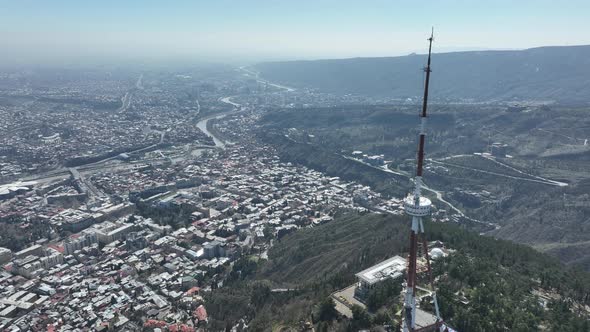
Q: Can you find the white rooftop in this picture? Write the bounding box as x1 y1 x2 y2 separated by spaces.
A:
355 255 406 285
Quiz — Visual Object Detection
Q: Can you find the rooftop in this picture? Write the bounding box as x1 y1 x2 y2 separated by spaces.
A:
355 255 405 285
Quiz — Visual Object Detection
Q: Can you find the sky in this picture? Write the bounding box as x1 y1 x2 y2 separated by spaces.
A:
1 0 589 65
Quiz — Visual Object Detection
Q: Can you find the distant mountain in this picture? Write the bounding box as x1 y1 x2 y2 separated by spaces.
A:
255 45 590 103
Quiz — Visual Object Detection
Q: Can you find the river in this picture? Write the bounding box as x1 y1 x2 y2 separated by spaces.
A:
196 96 241 149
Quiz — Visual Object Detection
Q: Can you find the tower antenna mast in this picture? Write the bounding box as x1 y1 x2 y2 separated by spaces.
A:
402 28 445 332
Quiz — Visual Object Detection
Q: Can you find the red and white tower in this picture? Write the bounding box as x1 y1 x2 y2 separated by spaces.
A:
402 30 445 332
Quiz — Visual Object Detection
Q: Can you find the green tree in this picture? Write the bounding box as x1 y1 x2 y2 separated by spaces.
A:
366 278 402 312
251 282 271 308
373 309 393 325
351 305 371 328
318 297 338 321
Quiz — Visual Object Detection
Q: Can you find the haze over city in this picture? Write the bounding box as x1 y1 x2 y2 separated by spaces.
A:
2 0 590 64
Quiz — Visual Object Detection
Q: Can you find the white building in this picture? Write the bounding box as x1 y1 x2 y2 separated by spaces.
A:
64 232 98 255
354 255 406 298
93 221 135 244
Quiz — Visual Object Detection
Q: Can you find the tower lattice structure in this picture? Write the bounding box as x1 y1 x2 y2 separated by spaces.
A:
401 30 447 332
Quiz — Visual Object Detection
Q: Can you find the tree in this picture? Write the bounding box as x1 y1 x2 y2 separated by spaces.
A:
318 297 338 321
351 305 371 328
366 278 402 312
373 309 393 325
251 282 271 308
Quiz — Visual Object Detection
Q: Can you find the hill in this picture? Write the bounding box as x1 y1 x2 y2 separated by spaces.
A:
206 212 590 331
257 105 590 270
255 45 590 103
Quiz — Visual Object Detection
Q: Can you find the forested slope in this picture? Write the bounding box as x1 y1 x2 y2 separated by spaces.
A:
206 212 590 331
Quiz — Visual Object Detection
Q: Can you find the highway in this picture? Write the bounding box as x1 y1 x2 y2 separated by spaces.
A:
117 92 132 112
15 96 235 187
419 182 497 230
429 158 568 187
341 155 409 177
431 153 568 186
219 96 240 108
17 130 168 186
285 132 483 227
118 73 143 112
481 155 568 187
339 154 495 229
8 74 267 194
238 66 296 92
135 74 143 90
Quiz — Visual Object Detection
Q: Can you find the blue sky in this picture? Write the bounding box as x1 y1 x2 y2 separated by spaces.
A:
1 0 589 64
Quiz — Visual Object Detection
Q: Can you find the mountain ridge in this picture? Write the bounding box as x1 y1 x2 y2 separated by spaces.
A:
255 44 590 103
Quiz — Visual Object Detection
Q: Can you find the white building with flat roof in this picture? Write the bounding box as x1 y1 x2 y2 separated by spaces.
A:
93 221 135 244
355 255 406 298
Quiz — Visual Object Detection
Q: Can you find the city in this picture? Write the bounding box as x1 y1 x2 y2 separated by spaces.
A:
0 67 451 330
1 1 590 331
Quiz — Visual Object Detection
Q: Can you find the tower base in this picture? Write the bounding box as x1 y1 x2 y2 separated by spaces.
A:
402 308 445 332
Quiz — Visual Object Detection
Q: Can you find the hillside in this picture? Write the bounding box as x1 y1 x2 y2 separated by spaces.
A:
257 129 410 199
255 45 590 103
257 105 590 270
206 212 590 331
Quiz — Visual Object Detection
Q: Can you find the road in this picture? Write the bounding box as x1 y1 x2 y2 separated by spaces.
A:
341 155 409 177
117 92 132 112
135 74 143 90
70 167 104 199
260 80 296 92
238 66 296 92
18 155 176 188
118 74 143 112
481 155 568 187
430 158 567 187
341 154 494 228
433 154 568 186
270 288 297 293
14 96 231 187
17 131 168 185
6 92 242 188
219 96 240 108
291 137 483 226
420 182 497 229
536 128 586 144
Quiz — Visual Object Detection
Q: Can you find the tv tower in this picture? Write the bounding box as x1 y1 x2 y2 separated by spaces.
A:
401 29 445 332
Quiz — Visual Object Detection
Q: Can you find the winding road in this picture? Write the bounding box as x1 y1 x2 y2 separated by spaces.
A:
117 92 132 112
481 155 568 187
239 66 296 92
429 155 568 187
342 155 495 228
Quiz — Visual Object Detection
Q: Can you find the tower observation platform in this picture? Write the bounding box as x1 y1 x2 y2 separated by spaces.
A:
403 195 432 217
